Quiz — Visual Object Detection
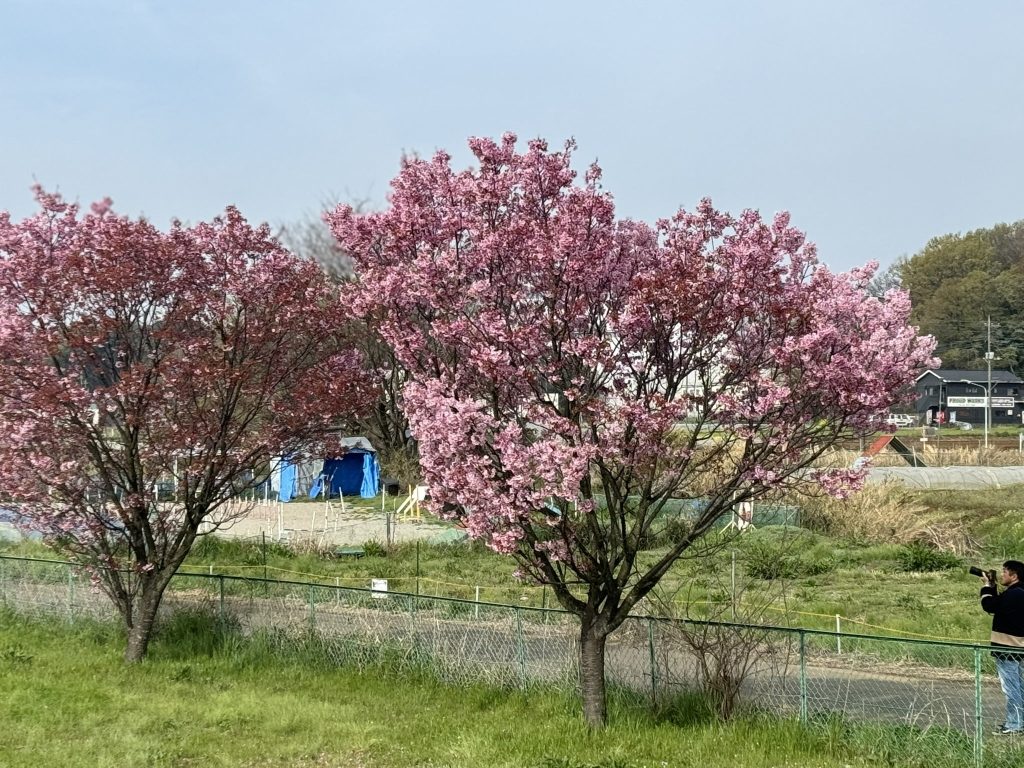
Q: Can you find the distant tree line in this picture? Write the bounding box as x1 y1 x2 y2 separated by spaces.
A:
886 220 1024 370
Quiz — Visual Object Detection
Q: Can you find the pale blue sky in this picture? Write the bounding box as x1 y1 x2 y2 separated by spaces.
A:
2 1 1022 272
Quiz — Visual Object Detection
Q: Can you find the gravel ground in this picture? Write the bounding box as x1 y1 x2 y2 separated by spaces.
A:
1 498 460 548
210 499 459 547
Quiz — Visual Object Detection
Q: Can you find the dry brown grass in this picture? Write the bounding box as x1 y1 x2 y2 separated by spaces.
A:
923 445 1024 467
820 446 1024 468
796 481 979 554
377 445 422 488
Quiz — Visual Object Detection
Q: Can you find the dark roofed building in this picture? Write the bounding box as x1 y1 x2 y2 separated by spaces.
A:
915 369 1024 426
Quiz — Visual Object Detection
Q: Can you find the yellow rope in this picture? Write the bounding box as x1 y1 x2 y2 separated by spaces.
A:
682 600 977 643
830 617 972 643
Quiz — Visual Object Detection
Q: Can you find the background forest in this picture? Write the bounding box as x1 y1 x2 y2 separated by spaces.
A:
888 220 1024 370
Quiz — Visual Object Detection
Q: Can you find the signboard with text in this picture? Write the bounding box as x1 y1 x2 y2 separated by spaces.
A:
947 396 1015 409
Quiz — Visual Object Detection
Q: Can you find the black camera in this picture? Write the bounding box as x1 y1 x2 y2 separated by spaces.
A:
969 566 997 581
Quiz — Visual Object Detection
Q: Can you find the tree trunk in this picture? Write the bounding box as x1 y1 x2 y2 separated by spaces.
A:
113 595 133 632
123 578 168 663
580 623 609 728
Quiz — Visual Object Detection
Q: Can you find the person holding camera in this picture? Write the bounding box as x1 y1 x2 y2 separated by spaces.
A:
979 560 1024 735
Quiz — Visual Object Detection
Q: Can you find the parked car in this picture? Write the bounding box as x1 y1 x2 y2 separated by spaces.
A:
883 413 916 428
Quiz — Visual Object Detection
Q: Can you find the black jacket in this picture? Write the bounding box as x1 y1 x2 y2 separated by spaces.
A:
981 581 1024 656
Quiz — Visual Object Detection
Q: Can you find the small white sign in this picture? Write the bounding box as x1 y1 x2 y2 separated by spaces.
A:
371 578 388 599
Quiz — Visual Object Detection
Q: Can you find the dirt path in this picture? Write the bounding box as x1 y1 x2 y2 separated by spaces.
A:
207 499 458 546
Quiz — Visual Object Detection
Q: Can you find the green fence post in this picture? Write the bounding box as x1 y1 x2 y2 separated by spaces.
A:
975 646 983 768
67 564 75 622
309 584 316 633
516 607 527 689
218 575 225 625
648 617 658 704
409 594 418 665
799 630 808 725
261 531 268 583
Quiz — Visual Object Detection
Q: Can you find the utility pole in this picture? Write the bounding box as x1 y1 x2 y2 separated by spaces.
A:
984 316 994 451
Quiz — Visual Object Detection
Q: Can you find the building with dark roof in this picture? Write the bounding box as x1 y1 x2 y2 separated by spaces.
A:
915 369 1024 426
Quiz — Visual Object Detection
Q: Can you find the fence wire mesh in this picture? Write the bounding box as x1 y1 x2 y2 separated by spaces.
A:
2 555 1022 767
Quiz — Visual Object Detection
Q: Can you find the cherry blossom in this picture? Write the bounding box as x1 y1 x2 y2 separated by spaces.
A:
327 134 937 726
0 188 374 661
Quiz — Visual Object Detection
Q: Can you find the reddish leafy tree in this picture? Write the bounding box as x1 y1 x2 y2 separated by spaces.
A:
327 134 937 727
0 189 374 661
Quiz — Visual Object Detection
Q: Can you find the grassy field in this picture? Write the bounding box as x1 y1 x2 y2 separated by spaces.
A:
2 610 1015 768
6 487 1024 765
4 485 1024 645
0 535 1005 646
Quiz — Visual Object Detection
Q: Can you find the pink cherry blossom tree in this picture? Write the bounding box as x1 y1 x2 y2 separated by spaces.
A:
327 134 937 727
0 189 374 662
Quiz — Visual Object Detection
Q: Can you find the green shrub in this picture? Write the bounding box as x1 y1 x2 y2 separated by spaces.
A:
801 555 835 576
974 511 1024 559
893 593 925 612
896 542 962 573
743 539 834 580
743 540 794 580
152 606 243 660
362 539 387 558
658 517 691 547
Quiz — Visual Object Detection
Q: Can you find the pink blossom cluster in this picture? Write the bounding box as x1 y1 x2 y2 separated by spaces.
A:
403 380 593 553
808 467 870 500
0 188 374 567
328 134 936 578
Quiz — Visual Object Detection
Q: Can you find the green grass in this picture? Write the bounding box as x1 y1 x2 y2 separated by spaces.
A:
191 535 539 605
0 530 1000 647
5 485 1024 648
918 485 1024 521
2 610 1014 768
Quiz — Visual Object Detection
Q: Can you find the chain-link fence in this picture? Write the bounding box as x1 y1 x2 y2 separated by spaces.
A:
1 554 1021 767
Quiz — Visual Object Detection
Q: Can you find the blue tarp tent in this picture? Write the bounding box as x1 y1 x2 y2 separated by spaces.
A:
275 436 380 501
313 452 379 498
277 462 299 502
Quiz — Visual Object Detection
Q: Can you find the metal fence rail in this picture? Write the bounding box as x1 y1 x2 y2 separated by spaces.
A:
0 554 1020 767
